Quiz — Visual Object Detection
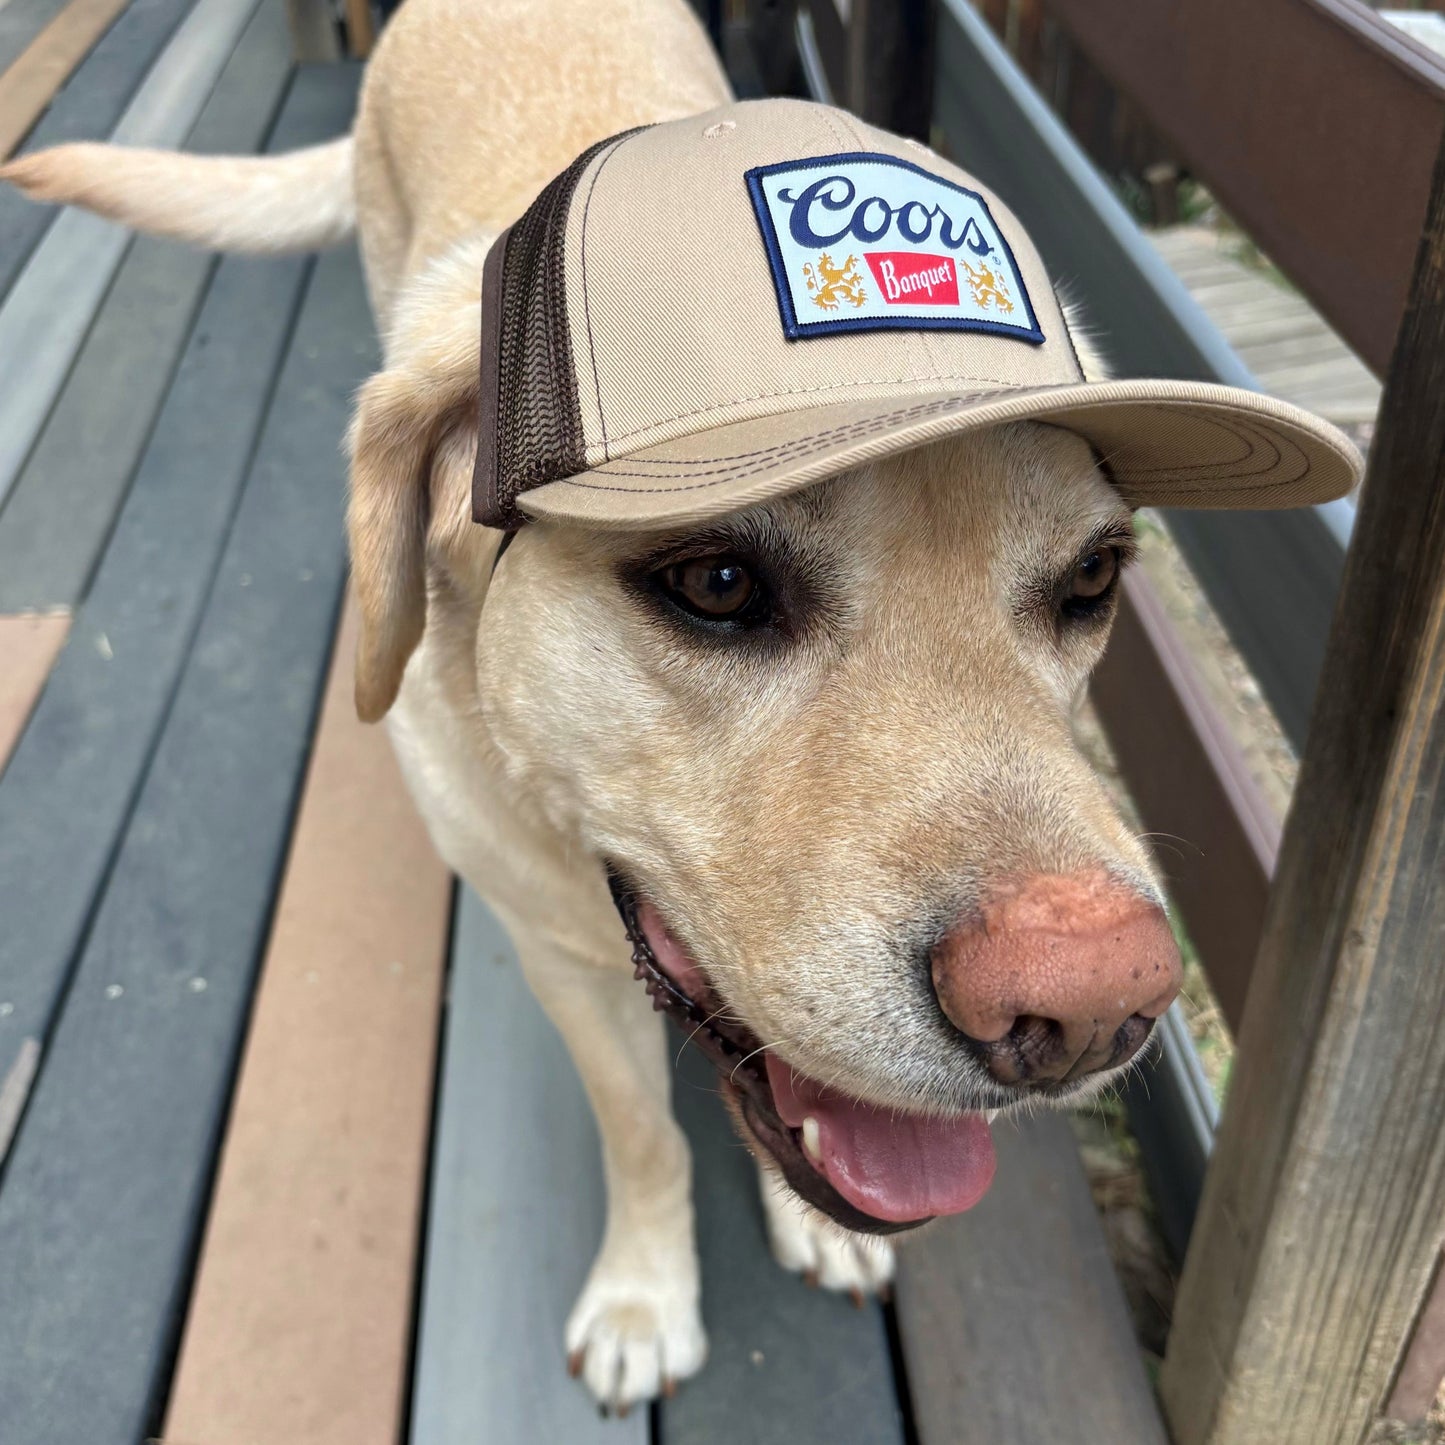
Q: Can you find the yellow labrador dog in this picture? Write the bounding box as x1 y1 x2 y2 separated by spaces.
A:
3 0 1359 1411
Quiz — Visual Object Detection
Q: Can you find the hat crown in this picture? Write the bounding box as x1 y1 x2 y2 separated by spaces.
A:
475 99 1082 526
473 98 1359 532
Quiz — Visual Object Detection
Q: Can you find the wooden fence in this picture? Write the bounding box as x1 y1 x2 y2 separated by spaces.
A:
724 0 1445 1439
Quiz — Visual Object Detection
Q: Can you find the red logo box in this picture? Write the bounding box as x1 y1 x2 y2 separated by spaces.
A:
864 252 960 306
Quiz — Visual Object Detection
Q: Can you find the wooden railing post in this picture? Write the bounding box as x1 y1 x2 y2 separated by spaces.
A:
1159 131 1445 1444
846 0 937 138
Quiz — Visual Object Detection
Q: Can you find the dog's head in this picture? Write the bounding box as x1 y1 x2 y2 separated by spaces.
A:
349 303 1182 1231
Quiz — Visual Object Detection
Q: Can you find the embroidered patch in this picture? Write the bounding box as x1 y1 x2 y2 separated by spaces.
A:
745 153 1044 344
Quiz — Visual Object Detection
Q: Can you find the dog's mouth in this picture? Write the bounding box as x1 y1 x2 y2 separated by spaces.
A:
609 874 996 1236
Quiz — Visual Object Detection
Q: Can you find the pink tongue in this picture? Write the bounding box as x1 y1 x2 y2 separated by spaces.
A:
766 1056 996 1222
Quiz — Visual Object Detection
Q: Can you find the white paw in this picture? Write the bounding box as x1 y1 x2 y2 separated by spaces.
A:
758 1168 896 1301
564 1251 707 1413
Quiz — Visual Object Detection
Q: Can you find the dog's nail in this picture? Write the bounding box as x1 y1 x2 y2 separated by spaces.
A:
662 1377 678 1400
801 1116 822 1163
803 1268 820 1289
616 1402 630 1420
849 1286 866 1310
878 1282 894 1305
598 1403 610 1420
567 1348 585 1378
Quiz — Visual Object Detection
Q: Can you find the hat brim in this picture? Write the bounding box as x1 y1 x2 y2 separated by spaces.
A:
518 378 1362 530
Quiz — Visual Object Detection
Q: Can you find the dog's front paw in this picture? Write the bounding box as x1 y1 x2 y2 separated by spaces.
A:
564 1252 707 1413
759 1169 896 1302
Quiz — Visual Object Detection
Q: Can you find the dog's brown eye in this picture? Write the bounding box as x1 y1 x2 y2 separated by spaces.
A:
1066 547 1120 606
662 557 757 618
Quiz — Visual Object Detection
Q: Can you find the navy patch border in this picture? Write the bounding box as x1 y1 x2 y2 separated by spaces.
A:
745 151 1045 345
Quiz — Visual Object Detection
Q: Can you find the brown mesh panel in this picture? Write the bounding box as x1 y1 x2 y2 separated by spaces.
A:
473 127 648 528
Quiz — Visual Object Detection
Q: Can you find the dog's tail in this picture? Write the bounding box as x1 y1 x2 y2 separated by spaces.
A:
0 135 355 253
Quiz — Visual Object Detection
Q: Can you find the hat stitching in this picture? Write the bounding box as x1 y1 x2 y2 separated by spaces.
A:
1102 407 1299 481
589 396 983 476
551 405 1311 497
599 372 1056 448
596 389 1313 480
820 108 856 151
579 132 644 462
552 399 1079 491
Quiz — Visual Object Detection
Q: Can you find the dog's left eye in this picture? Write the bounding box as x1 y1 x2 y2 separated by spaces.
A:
658 556 762 621
1062 545 1121 617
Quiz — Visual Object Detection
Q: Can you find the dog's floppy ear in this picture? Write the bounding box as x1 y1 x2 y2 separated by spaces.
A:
347 363 475 722
347 237 490 721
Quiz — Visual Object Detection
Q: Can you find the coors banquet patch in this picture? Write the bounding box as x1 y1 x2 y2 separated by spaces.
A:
746 152 1044 344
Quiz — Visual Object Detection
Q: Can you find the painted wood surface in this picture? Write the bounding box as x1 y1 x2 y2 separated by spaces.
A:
0 0 266 507
161 595 451 1445
0 0 199 292
410 886 648 1445
0 93 370 1445
0 244 308 1095
0 0 293 610
1151 227 1380 425
0 0 73 75
1160 130 1445 1445
0 244 370 1445
0 67 352 1109
896 1111 1168 1443
662 1047 909 1445
0 0 133 158
0 611 67 770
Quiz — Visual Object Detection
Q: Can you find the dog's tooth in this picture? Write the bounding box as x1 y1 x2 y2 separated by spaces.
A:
985 1109 998 1124
802 1116 822 1163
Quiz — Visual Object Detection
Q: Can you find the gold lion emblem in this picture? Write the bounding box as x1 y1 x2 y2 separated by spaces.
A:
961 259 1015 314
803 253 867 311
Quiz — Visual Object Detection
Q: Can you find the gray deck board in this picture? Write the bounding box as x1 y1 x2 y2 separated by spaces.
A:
895 1112 1168 1444
410 887 647 1445
0 0 267 509
0 219 373 1445
0 66 359 1113
413 893 906 1444
0 0 294 609
662 1047 907 1445
0 0 201 296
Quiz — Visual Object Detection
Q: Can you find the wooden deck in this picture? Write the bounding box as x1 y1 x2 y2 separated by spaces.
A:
0 5 1167 1442
1149 225 1381 429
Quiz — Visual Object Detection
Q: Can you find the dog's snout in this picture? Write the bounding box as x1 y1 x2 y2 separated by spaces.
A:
930 870 1182 1088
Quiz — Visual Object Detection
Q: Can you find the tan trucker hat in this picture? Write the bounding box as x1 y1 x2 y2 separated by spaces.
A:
472 98 1362 531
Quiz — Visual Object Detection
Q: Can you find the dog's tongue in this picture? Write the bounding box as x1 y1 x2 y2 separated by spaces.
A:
766 1056 996 1223
635 900 997 1224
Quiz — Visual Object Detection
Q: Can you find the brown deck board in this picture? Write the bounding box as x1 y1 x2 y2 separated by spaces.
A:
0 0 130 157
0 611 67 769
161 593 450 1445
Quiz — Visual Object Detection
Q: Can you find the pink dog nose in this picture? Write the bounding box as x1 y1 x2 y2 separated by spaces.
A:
931 870 1182 1087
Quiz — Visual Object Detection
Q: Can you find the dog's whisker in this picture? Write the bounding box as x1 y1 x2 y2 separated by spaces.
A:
729 1040 780 1083
1134 830 1203 858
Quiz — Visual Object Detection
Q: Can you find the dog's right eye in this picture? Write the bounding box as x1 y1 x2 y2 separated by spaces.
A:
656 556 766 624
